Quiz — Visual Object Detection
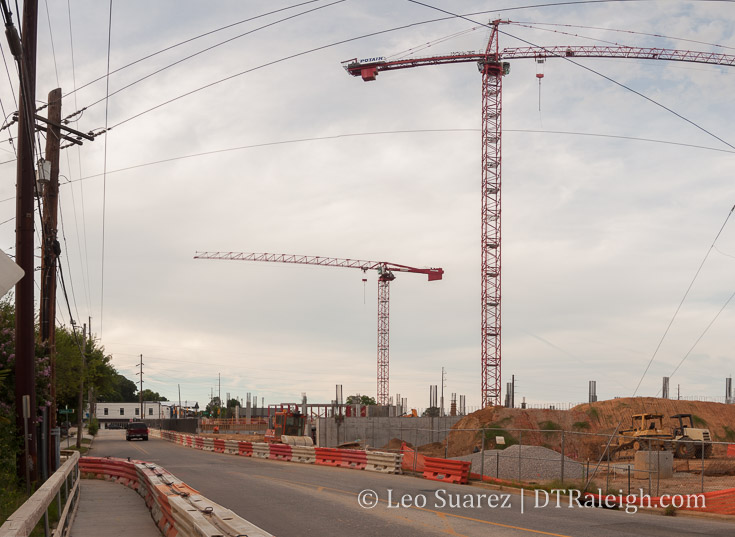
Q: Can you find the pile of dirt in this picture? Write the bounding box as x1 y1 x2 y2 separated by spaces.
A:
434 397 735 461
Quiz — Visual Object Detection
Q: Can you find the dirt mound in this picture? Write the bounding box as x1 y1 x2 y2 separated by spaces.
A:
437 397 735 460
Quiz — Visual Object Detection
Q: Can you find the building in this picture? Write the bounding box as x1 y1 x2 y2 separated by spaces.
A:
93 401 167 425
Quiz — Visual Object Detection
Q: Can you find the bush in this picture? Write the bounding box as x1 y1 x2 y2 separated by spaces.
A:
572 421 591 430
88 417 99 436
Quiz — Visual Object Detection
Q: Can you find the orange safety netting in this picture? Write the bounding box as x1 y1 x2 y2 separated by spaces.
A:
400 442 427 471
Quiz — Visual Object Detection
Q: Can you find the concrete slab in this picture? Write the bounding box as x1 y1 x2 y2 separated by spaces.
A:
71 480 161 537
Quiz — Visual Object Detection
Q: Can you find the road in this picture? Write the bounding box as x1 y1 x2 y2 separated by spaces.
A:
88 430 733 537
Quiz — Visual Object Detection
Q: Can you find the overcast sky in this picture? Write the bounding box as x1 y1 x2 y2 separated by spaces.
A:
1 0 733 412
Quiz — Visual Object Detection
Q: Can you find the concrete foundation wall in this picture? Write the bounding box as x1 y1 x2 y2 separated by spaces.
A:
315 416 463 448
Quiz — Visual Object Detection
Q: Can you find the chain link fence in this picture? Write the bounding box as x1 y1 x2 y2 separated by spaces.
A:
368 425 735 496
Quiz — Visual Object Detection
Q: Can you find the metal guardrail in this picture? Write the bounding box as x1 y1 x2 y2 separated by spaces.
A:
0 451 81 537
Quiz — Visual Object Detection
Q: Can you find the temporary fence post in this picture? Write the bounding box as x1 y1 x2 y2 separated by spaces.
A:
606 436 611 492
480 429 485 478
627 465 630 495
656 449 661 496
701 439 705 493
647 439 652 496
560 430 565 486
518 430 522 481
445 425 448 459
496 452 500 479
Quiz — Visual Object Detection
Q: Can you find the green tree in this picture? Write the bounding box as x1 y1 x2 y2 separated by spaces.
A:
346 395 377 406
140 389 168 402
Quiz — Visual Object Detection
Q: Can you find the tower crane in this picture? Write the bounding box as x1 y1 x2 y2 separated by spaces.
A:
343 20 735 407
194 251 443 405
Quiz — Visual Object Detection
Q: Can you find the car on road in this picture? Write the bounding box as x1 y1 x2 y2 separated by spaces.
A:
126 422 149 441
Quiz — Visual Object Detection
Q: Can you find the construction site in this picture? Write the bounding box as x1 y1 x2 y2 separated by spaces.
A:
2 2 735 536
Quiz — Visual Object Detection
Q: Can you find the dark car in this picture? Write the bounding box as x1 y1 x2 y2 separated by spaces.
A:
126 422 149 441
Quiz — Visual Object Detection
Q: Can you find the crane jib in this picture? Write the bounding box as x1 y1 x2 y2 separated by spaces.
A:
344 47 735 82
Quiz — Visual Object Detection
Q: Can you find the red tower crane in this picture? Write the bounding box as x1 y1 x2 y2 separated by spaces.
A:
343 20 735 407
194 251 443 405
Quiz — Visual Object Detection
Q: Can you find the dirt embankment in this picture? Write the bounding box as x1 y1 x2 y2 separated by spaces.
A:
442 397 735 460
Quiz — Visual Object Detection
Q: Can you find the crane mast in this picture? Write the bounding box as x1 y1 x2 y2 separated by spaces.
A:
194 251 443 405
344 21 735 407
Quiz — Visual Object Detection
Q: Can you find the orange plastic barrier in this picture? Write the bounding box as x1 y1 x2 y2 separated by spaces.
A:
338 449 367 470
423 457 471 484
214 439 225 453
727 444 735 458
401 442 427 471
238 441 253 457
269 444 293 462
194 436 204 449
315 447 342 467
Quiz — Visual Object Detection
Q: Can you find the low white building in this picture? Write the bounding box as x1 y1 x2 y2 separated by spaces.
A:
94 401 166 423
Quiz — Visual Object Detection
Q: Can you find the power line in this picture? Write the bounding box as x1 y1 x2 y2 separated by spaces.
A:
61 0 326 100
74 0 346 114
65 0 92 317
633 204 735 396
100 0 113 337
512 20 735 52
665 290 735 382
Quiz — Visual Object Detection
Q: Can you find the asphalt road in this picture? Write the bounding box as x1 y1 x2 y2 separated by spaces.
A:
88 430 734 537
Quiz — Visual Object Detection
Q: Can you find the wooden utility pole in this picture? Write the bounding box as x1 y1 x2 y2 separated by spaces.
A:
138 354 144 419
40 87 61 471
14 0 39 482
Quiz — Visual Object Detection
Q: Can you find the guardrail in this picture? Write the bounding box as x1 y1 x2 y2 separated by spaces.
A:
79 456 273 537
0 451 81 537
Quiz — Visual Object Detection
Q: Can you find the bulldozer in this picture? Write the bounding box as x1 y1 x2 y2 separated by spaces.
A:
609 413 713 459
670 413 713 459
610 413 673 456
265 409 314 446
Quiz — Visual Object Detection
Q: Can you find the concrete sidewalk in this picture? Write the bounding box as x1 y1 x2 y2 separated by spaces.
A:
70 480 161 537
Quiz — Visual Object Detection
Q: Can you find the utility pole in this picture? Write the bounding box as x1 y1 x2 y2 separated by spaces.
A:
39 87 61 472
178 384 181 419
75 323 85 449
218 373 221 418
138 355 143 420
12 0 39 483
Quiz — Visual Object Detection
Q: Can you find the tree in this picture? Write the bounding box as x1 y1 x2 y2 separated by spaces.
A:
205 397 222 417
346 395 377 406
140 389 168 402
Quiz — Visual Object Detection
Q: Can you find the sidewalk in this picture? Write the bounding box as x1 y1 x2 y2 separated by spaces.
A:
69 429 161 537
70 480 161 537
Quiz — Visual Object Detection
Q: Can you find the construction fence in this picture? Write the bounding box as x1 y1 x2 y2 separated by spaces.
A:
362 425 735 497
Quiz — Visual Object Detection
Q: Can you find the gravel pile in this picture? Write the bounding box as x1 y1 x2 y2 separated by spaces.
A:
453 444 584 481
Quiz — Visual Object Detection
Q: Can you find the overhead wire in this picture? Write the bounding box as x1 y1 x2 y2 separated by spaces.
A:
61 0 326 100
512 20 735 52
66 0 93 317
660 290 735 390
633 204 735 395
99 0 113 336
75 0 347 113
0 126 733 200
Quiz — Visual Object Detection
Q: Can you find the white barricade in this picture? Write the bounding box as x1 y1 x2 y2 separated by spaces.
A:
252 443 270 459
291 446 316 464
365 451 402 474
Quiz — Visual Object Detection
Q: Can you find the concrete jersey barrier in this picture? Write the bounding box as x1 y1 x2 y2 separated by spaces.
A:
153 429 403 475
